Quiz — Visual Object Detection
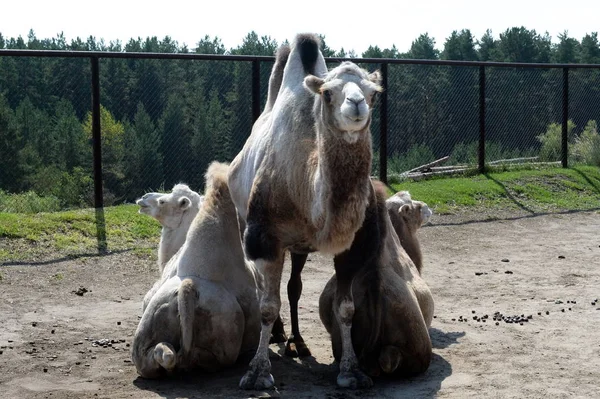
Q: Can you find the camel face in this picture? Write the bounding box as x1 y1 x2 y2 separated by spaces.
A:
136 184 200 230
305 62 382 143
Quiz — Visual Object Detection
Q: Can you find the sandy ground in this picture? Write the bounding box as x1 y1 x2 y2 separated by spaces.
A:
1 210 599 399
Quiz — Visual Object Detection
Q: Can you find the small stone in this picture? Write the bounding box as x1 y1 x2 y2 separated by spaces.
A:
32 322 38 327
472 310 476 314
561 309 565 312
546 311 550 315
116 321 121 326
475 272 484 276
558 255 565 259
75 362 81 365
505 270 513 274
495 322 499 326
538 312 542 316
43 368 48 373
451 318 456 321
51 330 55 334
123 359 131 363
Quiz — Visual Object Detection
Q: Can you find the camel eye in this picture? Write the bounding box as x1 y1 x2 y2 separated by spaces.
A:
158 199 165 205
323 90 332 103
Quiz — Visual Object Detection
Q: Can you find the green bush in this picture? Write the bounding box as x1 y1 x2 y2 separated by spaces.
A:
0 189 62 213
537 120 576 162
571 120 600 166
27 166 93 208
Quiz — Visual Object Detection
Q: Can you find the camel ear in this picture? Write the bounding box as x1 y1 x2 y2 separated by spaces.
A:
399 204 411 217
304 75 324 94
369 70 382 86
178 196 191 210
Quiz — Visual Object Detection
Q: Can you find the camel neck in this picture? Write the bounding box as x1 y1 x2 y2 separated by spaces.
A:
311 124 373 253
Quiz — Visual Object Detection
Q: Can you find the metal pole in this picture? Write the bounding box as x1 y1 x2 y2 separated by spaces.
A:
91 56 106 252
562 67 569 168
252 60 261 123
478 65 486 173
91 56 103 209
379 62 388 185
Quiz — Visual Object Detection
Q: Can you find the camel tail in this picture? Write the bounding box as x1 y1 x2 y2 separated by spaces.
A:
178 278 197 357
295 33 321 76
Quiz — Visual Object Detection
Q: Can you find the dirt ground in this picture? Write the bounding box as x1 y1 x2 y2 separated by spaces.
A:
1 210 599 399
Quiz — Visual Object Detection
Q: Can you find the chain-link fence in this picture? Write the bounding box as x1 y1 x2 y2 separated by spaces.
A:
1 51 600 215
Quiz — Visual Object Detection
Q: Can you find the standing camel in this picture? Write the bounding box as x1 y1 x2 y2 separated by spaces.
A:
228 33 383 389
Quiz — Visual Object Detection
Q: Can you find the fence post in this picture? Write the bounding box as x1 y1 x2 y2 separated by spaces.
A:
91 56 106 252
562 67 569 168
252 60 261 123
478 65 486 173
379 62 388 185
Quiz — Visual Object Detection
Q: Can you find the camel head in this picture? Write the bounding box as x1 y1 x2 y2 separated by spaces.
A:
304 61 382 143
136 184 203 229
386 191 432 228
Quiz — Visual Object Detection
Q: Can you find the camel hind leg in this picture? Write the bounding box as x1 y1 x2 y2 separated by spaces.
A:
285 252 311 357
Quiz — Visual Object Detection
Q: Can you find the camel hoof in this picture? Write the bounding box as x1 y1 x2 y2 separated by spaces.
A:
239 370 275 390
284 339 311 358
269 332 288 344
336 370 373 389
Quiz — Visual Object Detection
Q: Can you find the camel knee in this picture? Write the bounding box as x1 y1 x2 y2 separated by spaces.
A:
153 342 177 371
379 345 402 374
260 298 281 326
336 298 355 326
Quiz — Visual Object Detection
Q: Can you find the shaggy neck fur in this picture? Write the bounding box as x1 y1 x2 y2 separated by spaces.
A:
311 105 373 254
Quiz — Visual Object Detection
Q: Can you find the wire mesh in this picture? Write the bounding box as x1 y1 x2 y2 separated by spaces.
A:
486 67 562 166
2 54 600 218
569 69 600 167
387 64 480 177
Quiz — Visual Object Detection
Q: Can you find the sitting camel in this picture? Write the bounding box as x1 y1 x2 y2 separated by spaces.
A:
228 33 383 389
319 182 434 379
137 185 289 341
385 190 432 274
136 184 204 274
131 162 261 378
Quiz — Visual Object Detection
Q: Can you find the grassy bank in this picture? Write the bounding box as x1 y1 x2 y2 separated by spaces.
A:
390 166 600 215
1 167 599 263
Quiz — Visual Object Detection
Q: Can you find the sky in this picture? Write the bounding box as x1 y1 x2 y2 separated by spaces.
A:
1 0 598 54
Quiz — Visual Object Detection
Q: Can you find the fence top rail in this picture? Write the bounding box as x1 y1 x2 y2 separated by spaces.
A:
2 48 600 69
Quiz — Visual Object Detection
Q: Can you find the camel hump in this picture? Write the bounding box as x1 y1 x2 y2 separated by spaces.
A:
204 160 231 200
178 278 198 357
295 33 321 75
275 43 291 67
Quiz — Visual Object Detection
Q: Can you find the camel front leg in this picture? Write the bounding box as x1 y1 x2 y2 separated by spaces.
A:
334 280 373 389
239 256 284 390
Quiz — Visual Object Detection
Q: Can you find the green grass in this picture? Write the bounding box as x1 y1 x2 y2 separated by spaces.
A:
1 166 599 263
0 204 160 263
390 166 600 214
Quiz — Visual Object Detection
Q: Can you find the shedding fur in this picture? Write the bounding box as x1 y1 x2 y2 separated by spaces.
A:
132 162 261 378
229 33 383 390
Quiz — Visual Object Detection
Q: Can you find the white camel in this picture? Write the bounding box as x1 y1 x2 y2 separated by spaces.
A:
136 184 204 273
319 182 434 378
228 33 383 389
131 162 261 378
